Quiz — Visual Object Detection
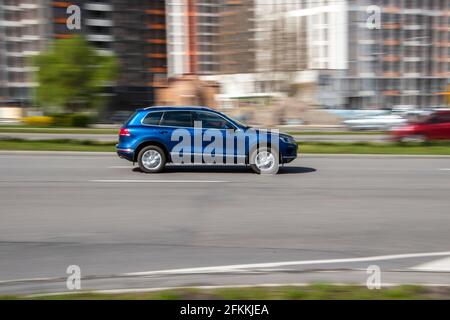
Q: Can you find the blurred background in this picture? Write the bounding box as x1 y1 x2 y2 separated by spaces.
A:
1 1 450 297
0 0 448 129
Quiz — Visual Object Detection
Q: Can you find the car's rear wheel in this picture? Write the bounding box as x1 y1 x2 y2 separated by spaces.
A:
250 147 279 175
138 145 166 173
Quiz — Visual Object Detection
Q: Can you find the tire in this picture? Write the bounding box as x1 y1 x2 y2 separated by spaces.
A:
400 134 426 143
137 145 166 173
249 147 279 175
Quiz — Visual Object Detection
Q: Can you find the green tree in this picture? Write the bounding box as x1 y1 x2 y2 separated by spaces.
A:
33 36 118 114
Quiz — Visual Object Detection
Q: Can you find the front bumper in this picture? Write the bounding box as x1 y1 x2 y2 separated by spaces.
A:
281 143 298 163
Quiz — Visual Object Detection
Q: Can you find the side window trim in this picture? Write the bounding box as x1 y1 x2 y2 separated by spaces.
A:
194 111 237 130
140 111 163 126
140 110 236 129
159 111 194 128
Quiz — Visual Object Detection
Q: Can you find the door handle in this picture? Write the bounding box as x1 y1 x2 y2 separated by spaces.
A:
159 130 168 134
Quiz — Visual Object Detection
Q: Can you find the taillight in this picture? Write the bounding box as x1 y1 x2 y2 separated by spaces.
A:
119 128 131 137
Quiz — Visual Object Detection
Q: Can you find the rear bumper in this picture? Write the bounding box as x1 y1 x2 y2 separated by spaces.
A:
116 145 134 161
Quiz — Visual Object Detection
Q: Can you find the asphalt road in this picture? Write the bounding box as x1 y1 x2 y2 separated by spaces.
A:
0 152 449 294
0 132 389 143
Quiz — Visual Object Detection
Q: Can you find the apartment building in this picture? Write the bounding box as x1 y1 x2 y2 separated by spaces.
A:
204 0 340 106
205 0 449 109
0 0 50 106
52 0 168 111
0 1 168 112
218 0 255 75
166 0 221 76
341 0 449 109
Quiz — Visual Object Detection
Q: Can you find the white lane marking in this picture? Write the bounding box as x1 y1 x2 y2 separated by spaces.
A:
411 257 450 272
123 251 450 276
3 252 450 288
108 166 133 169
0 277 55 284
439 168 450 171
90 179 228 183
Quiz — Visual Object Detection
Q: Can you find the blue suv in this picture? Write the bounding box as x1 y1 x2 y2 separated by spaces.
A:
116 106 297 174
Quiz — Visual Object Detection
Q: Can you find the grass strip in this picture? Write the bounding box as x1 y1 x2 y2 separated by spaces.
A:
0 126 118 134
298 141 450 155
286 131 383 136
1 284 448 300
0 127 381 135
0 139 115 152
0 139 449 155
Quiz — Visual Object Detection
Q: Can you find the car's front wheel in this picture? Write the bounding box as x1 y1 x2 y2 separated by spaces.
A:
250 147 279 175
138 145 166 173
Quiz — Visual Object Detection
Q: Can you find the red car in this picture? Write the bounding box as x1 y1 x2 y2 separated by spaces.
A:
391 110 450 142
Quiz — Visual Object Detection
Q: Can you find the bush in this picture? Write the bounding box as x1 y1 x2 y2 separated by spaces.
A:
50 114 72 127
71 114 92 128
22 116 53 126
49 114 93 127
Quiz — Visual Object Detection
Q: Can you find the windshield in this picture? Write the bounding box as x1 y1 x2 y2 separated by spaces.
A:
227 115 251 129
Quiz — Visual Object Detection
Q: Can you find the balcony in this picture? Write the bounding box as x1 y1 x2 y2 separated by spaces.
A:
403 25 423 30
86 34 114 42
84 3 113 11
85 19 113 27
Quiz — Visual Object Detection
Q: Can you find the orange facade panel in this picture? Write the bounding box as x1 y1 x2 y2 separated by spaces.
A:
383 23 401 29
384 39 400 46
147 24 166 30
383 72 401 77
52 1 72 7
187 0 197 74
434 56 450 63
383 55 401 62
146 53 167 59
55 34 74 39
149 67 167 73
53 18 67 24
145 9 165 15
383 6 401 13
383 90 400 96
146 39 167 44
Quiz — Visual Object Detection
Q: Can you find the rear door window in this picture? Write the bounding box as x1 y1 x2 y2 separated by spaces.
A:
142 111 163 125
160 111 193 127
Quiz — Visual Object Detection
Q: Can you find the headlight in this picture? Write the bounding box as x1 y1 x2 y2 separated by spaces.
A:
280 135 295 143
